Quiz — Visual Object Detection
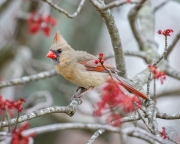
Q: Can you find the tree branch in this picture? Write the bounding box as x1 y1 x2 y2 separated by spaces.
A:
154 88 180 98
86 114 141 144
137 109 153 133
99 1 139 10
165 32 180 59
105 50 147 60
0 98 80 128
90 0 127 78
42 0 86 18
153 0 171 13
165 66 180 80
128 0 147 51
87 126 162 144
124 50 147 59
0 113 142 129
21 123 162 144
157 111 180 119
0 70 58 89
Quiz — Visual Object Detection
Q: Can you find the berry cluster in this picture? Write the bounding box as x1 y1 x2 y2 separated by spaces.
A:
94 53 106 64
28 12 57 36
94 79 142 126
0 96 26 113
11 123 35 144
157 29 174 36
159 127 168 139
148 65 166 84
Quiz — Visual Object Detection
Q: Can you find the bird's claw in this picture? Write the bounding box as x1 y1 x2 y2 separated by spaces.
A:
76 86 81 92
71 94 82 104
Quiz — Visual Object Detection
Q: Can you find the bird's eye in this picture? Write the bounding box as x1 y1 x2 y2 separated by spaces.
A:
57 49 62 53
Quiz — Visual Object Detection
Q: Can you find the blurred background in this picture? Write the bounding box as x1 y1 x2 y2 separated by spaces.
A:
0 0 180 143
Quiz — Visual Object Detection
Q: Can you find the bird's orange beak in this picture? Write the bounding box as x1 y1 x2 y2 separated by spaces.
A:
46 51 57 59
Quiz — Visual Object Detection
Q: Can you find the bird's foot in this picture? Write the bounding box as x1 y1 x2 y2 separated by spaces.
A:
71 86 94 105
76 86 82 92
71 94 83 104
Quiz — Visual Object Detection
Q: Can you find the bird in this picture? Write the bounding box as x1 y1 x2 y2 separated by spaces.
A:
46 31 148 100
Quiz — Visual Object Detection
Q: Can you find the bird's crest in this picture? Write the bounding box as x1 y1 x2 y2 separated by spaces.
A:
54 30 61 42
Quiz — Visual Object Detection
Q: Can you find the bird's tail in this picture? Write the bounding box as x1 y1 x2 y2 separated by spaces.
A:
114 75 148 100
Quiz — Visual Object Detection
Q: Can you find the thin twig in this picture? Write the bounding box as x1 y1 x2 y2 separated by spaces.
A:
153 36 167 66
146 72 151 98
153 79 156 104
124 50 147 59
136 109 153 133
0 70 58 89
153 0 171 13
42 0 86 18
156 111 180 119
165 32 180 59
101 1 139 10
4 107 11 132
105 50 147 60
14 111 20 130
147 36 168 98
101 62 113 79
86 114 140 144
128 0 147 50
168 137 179 144
165 66 180 80
146 101 158 135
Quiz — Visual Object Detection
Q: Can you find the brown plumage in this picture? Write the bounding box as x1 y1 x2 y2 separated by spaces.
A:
46 31 148 100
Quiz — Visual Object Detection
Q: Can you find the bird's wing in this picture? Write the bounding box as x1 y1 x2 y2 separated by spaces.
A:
76 51 118 73
77 51 148 100
78 59 119 73
79 59 148 99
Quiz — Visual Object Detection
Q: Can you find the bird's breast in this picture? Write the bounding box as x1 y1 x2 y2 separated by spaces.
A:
54 63 109 88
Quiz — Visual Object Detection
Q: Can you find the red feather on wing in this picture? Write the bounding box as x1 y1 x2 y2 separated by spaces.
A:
78 59 118 73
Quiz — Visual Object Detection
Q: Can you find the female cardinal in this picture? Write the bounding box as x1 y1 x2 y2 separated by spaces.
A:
46 31 148 100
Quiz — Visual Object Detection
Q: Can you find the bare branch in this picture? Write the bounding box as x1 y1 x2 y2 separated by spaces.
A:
153 0 171 13
21 123 163 144
146 101 159 135
146 72 152 98
165 66 180 80
153 36 168 66
147 36 168 97
128 0 147 50
124 50 147 59
137 109 153 133
88 126 163 144
157 111 180 119
155 88 180 98
87 128 105 144
0 98 80 128
165 32 180 59
42 0 86 18
90 0 127 78
94 0 139 10
0 113 140 131
0 70 58 89
105 51 147 60
87 114 141 144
